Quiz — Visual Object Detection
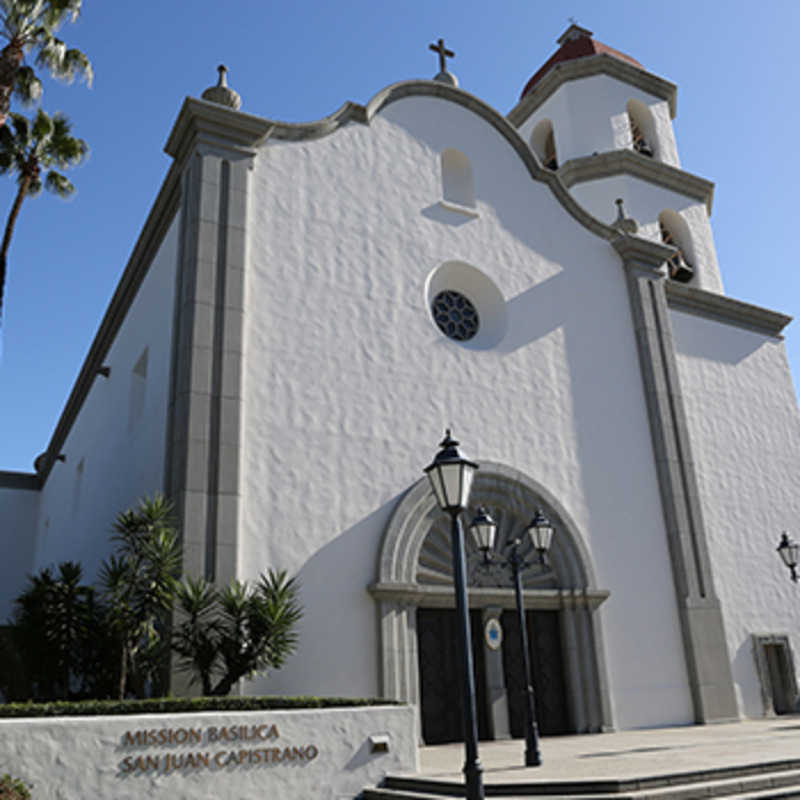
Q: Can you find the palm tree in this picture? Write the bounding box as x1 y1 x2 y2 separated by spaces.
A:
0 107 86 321
173 570 303 696
0 0 92 126
6 560 99 699
99 494 182 699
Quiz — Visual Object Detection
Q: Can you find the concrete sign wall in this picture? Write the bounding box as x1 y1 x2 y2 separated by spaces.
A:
0 705 417 800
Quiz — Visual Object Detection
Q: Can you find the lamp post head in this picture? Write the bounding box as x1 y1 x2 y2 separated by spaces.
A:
777 531 800 582
424 429 478 513
527 508 554 561
469 506 497 560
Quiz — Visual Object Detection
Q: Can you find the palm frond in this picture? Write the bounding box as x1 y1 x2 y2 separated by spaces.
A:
34 33 63 68
9 111 28 141
30 106 50 138
59 45 90 83
12 64 40 104
44 169 71 196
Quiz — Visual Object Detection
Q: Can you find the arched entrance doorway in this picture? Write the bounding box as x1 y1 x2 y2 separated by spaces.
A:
370 462 613 741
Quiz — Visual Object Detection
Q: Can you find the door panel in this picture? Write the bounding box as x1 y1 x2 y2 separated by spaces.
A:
417 608 489 744
501 609 570 736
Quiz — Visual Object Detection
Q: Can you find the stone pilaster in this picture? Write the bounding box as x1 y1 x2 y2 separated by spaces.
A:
614 235 739 723
163 98 267 588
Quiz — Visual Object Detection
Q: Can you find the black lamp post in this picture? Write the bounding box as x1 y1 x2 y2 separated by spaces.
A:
424 430 484 800
777 532 800 582
470 505 555 768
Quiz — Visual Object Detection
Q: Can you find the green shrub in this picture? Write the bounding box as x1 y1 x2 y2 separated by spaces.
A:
0 695 399 718
0 774 31 800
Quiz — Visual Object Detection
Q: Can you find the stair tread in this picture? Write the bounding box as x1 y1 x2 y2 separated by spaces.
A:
371 766 800 799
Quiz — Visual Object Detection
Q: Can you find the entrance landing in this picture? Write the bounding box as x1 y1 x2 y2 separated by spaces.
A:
365 716 800 798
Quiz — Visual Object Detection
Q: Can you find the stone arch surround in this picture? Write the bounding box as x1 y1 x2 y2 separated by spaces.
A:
369 461 614 734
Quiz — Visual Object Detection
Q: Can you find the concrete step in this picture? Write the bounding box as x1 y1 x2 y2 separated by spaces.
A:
364 764 800 800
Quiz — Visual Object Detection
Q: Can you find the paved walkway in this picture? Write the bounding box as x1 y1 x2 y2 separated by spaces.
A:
416 716 800 784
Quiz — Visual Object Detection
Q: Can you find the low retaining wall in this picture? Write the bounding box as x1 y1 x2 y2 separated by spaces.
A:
0 704 418 799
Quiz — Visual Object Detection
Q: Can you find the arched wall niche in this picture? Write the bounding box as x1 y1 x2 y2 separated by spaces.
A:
369 461 614 734
627 98 658 159
530 118 558 170
440 148 476 209
659 209 695 283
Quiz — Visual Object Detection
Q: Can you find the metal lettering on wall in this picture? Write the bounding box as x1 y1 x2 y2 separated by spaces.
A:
119 724 319 774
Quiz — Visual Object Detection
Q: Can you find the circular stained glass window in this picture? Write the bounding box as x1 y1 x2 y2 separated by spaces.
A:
431 289 480 341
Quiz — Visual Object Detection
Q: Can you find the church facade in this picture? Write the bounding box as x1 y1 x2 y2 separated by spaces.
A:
2 25 800 740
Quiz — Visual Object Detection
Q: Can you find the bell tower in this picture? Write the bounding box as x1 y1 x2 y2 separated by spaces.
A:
508 25 723 292
510 24 679 166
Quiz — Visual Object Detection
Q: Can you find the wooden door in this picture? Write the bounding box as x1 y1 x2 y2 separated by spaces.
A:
417 608 489 744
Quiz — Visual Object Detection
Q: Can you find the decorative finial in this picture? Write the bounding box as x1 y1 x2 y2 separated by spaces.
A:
429 38 459 87
612 197 637 235
557 22 594 45
440 428 458 448
201 64 242 110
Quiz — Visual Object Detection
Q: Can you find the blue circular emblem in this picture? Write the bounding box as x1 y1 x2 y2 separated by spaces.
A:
484 618 503 650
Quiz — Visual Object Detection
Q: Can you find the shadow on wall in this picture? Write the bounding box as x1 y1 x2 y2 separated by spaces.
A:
671 312 765 365
251 495 405 698
421 203 474 227
496 270 566 354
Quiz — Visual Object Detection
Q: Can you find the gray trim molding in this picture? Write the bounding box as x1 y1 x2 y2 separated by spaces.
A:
558 150 715 215
369 583 609 610
752 634 799 716
371 462 614 734
0 470 40 491
666 282 792 338
507 53 678 127
613 234 739 723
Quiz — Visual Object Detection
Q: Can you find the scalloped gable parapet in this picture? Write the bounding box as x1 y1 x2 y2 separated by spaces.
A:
164 81 625 245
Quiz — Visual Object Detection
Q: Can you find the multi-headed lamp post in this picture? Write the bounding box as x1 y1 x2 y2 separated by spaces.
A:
777 532 800 582
424 430 484 800
469 505 555 768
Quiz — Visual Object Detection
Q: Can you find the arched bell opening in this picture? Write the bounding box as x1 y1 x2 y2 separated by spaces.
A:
627 98 658 159
659 209 695 283
530 118 558 170
370 462 613 743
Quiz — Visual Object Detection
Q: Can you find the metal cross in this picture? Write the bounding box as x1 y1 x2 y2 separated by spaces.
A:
568 16 578 25
429 38 455 72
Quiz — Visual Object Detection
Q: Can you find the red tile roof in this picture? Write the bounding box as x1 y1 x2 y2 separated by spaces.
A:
520 33 643 100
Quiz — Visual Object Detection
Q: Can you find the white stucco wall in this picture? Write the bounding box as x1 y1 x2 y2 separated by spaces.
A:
516 74 679 167
569 177 723 294
671 309 800 718
32 216 180 584
239 92 693 729
0 705 417 800
0 484 39 620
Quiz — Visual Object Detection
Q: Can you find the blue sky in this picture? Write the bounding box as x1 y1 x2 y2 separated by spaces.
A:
1 0 799 472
